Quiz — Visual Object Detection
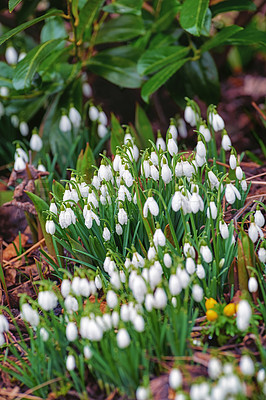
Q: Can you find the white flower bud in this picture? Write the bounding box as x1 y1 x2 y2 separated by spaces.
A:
19 121 29 136
196 263 205 279
258 247 266 263
199 124 211 142
98 123 108 138
37 163 46 172
254 209 265 228
257 369 265 383
161 163 172 184
240 355 254 376
200 245 213 263
248 277 258 293
169 369 182 389
39 327 49 342
163 253 172 268
136 386 149 400
59 114 71 132
106 290 118 309
196 140 206 158
69 107 81 128
89 105 99 121
84 345 92 359
229 154 237 170
153 287 167 309
21 304 39 327
5 46 18 65
236 300 252 331
82 82 92 97
156 137 166 151
143 197 159 218
18 52 26 62
117 328 130 349
133 315 145 332
236 166 243 180
221 134 231 151
219 220 229 239
192 284 203 302
116 223 123 235
45 219 56 235
14 156 26 171
38 290 57 311
61 279 71 298
66 322 78 341
208 358 222 379
103 226 111 241
186 257 195 275
209 112 225 132
66 354 75 371
177 118 187 138
169 275 182 296
98 111 108 125
184 105 197 127
30 133 43 152
167 138 178 156
0 315 9 333
153 228 166 248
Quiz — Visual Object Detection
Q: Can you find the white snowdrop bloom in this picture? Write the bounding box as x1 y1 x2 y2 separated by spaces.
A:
175 160 183 177
14 156 26 171
64 295 79 314
117 328 131 349
248 277 258 293
5 46 18 64
141 159 150 178
235 166 243 180
195 153 206 167
19 121 29 136
80 317 103 341
150 151 158 166
183 242 195 258
15 146 28 162
113 154 121 171
153 227 166 248
223 363 233 375
102 314 112 331
186 257 196 275
30 133 43 152
119 270 126 283
225 183 241 204
69 107 81 128
116 223 123 235
147 245 156 260
196 140 206 158
199 124 211 142
161 163 172 184
79 278 91 297
98 164 112 181
132 276 147 303
169 369 182 390
111 311 119 328
110 271 121 290
171 297 177 307
163 253 172 268
37 163 46 172
89 281 96 295
183 161 194 179
258 246 266 263
82 82 92 97
87 190 98 208
78 181 89 198
21 304 39 328
84 207 100 229
143 196 159 218
169 274 182 296
190 191 204 214
133 314 145 332
132 251 145 268
190 384 201 400
118 184 131 202
257 369 265 383
156 136 166 151
153 287 167 309
66 322 78 342
254 209 265 228
167 137 178 156
145 293 154 312
103 226 111 241
120 304 130 322
229 153 237 170
236 300 252 331
59 114 71 132
59 209 67 229
39 327 49 342
84 345 92 360
184 105 197 127
196 263 205 279
122 169 134 187
177 268 190 289
0 87 9 97
18 51 26 62
136 386 149 400
208 170 220 190
175 395 186 400
209 111 225 132
221 134 231 151
200 245 213 263
66 354 75 371
124 132 133 144
61 279 71 298
219 220 229 239
106 290 118 309
63 187 73 202
38 291 57 311
177 118 187 138
98 123 108 138
118 207 128 225
98 110 108 125
192 284 203 302
92 174 100 190
208 358 222 379
45 219 56 235
148 263 163 290
248 221 263 243
169 120 178 140
64 207 76 226
240 355 255 376
241 179 247 191
89 105 99 121
0 315 9 333
103 256 111 273
207 201 217 219
172 190 182 212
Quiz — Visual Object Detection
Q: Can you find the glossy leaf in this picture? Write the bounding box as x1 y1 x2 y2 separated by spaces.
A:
8 0 22 12
111 113 124 155
135 103 154 148
138 46 190 76
13 38 65 91
76 142 96 183
180 0 209 36
103 0 142 15
152 0 181 32
0 62 14 88
141 58 189 102
0 9 63 46
227 27 266 46
201 25 243 53
200 8 212 37
76 0 105 41
211 0 256 17
40 16 67 43
95 15 145 44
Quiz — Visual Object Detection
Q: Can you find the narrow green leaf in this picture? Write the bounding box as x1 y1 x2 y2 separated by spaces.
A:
211 0 256 17
103 0 142 15
111 113 124 155
40 16 67 43
8 0 22 12
95 15 145 44
141 58 189 102
152 0 181 32
76 0 104 41
135 103 154 148
76 142 96 183
0 62 14 88
180 0 209 36
201 25 243 53
0 9 63 46
13 38 65 90
227 27 266 46
137 46 190 76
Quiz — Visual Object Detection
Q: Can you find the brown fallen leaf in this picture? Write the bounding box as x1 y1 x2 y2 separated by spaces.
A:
3 233 28 261
5 268 17 287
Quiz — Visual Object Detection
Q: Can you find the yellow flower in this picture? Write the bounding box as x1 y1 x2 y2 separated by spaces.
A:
223 303 236 317
206 309 218 321
205 298 217 310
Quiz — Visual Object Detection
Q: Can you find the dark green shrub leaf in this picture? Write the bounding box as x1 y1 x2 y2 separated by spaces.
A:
180 0 209 36
8 0 22 12
95 15 145 44
211 0 256 17
40 16 67 43
201 25 243 52
0 62 14 88
200 8 212 37
152 0 181 32
135 103 154 148
76 0 105 41
103 0 142 15
227 27 266 46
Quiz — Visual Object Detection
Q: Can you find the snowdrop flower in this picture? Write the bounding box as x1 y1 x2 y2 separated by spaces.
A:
69 106 81 128
39 327 49 342
208 358 222 379
118 183 131 202
235 165 243 180
89 105 99 121
163 253 172 268
91 173 100 190
122 168 134 187
258 245 266 263
150 151 158 166
18 51 26 62
38 290 57 311
87 188 98 207
15 146 28 162
21 304 39 328
59 114 71 132
30 131 43 152
161 161 172 184
168 118 178 140
196 140 206 158
141 159 150 178
199 123 211 142
103 226 111 241
19 121 29 136
192 284 203 302
241 178 247 191
184 105 197 127
64 295 79 313
153 225 166 248
169 369 182 389
98 110 108 125
219 220 229 239
106 290 117 309
236 300 252 331
133 314 145 332
66 322 78 341
113 154 121 172
221 132 232 151
156 131 166 151
5 46 18 64
131 275 147 303
248 277 258 293
172 190 182 212
183 242 195 258
79 278 91 297
143 195 159 218
0 87 9 97
66 355 75 371
61 279 71 298
196 262 205 279
14 155 26 171
190 189 204 214
84 205 100 229
116 223 123 235
169 275 182 295
136 386 149 400
240 355 255 376
257 369 265 383
64 206 76 226
45 219 56 235
207 200 217 219
147 245 156 260
167 135 178 156
150 164 159 181
37 163 46 172
117 329 131 349
229 152 237 170
118 206 128 225
200 244 213 263
183 160 195 179
254 208 265 228
153 287 167 309
208 170 220 190
82 82 92 97
225 183 241 204
186 257 196 275
98 163 112 182
0 315 9 333
208 110 225 132
177 117 187 138
84 345 92 360
248 219 263 243
110 272 121 290
98 123 108 138
80 317 103 341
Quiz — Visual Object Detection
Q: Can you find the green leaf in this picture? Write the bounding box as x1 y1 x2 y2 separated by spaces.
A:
152 0 181 32
8 0 22 12
137 46 190 76
111 113 124 155
13 38 65 90
135 103 154 148
40 16 67 44
0 9 63 46
76 142 96 183
103 0 142 15
87 52 142 89
227 27 266 46
0 62 14 88
180 0 209 36
141 58 189 102
95 15 145 44
200 8 212 37
201 25 243 53
211 0 256 17
76 0 104 41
